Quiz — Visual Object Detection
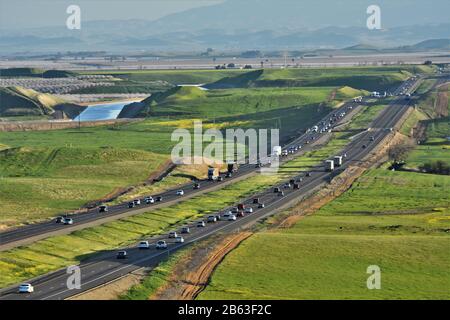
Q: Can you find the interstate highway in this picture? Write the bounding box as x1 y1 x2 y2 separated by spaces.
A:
0 77 420 300
0 96 363 250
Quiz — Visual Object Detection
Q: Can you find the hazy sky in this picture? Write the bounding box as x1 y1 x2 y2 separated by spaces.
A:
0 0 222 29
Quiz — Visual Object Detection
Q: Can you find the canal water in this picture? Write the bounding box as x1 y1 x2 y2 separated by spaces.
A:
73 101 132 122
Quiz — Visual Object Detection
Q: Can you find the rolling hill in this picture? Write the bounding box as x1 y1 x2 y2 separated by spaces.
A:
0 86 82 118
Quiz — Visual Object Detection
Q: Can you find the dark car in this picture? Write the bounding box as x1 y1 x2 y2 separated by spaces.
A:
258 203 265 208
225 172 232 178
128 202 135 209
55 216 64 223
274 187 281 193
362 144 367 149
305 172 311 177
253 198 260 204
278 191 285 197
117 251 127 259
155 196 163 202
193 183 201 190
293 183 300 189
217 176 224 182
99 205 108 213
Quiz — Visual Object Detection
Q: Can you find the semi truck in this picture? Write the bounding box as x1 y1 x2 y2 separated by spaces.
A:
325 160 334 172
227 162 238 174
207 167 219 181
333 156 343 167
273 146 282 157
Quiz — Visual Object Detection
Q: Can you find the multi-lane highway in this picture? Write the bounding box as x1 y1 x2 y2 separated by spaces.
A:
0 98 362 250
0 77 422 300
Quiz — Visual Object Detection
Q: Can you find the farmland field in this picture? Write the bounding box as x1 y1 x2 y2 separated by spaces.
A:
0 86 357 226
199 168 450 300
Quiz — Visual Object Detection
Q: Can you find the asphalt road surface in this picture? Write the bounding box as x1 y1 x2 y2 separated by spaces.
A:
0 76 422 300
0 97 363 250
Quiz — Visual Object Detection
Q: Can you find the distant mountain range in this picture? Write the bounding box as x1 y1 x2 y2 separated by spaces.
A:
1 0 449 54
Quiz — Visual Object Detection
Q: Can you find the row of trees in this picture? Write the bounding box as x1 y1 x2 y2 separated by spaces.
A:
419 160 450 175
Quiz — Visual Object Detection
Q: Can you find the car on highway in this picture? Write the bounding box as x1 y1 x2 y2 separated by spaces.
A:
133 199 141 206
274 187 281 193
197 221 206 227
55 216 64 223
223 211 233 219
176 190 184 196
231 207 239 214
305 172 311 177
370 136 375 141
245 207 253 214
181 226 190 234
193 183 201 189
138 241 150 249
293 183 300 189
156 240 167 250
258 203 265 208
225 172 232 178
169 231 177 238
117 251 127 259
362 144 367 149
175 236 185 243
283 183 291 189
99 205 108 213
237 211 245 217
217 176 224 182
207 215 217 223
228 214 237 221
128 201 135 208
155 196 163 202
63 218 73 225
278 191 285 197
144 197 154 204
18 283 34 293
253 198 260 204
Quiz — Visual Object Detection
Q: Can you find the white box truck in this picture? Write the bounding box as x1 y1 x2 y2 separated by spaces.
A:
334 156 343 167
273 146 282 157
325 160 334 172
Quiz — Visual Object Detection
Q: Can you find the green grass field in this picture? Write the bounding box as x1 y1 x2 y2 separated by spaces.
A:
0 119 366 289
0 85 357 226
199 168 450 300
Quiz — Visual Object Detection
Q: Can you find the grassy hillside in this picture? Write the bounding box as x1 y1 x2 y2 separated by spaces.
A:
0 68 45 77
0 86 65 117
0 147 167 227
199 168 450 300
206 66 415 91
0 68 75 78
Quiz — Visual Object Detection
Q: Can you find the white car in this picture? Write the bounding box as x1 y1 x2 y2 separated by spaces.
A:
138 241 150 249
223 211 233 219
133 199 141 205
175 236 185 243
176 190 184 196
228 215 237 221
244 207 253 214
63 218 73 225
197 221 206 227
18 283 34 293
144 197 154 204
169 231 177 238
156 240 167 249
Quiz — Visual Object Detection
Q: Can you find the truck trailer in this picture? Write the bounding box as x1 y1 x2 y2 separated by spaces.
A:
333 156 343 167
325 160 334 172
